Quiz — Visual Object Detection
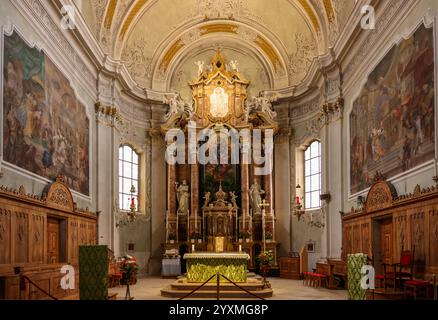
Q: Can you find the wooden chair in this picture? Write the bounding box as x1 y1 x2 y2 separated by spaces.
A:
394 250 415 289
376 249 414 290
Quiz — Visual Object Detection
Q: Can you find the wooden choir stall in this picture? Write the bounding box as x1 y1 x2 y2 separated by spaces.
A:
0 176 98 300
340 177 438 297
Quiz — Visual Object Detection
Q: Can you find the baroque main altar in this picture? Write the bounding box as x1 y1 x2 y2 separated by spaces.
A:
161 52 279 271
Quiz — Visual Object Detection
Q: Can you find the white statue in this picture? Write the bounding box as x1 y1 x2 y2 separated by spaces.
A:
175 180 190 215
249 181 265 215
251 92 278 120
228 60 239 72
163 92 185 120
195 60 205 78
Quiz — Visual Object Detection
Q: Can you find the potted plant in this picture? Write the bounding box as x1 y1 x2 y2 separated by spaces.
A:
168 233 176 244
257 250 274 286
119 255 139 286
238 232 245 243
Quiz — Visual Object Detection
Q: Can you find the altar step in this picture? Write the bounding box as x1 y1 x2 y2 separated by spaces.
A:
161 277 273 299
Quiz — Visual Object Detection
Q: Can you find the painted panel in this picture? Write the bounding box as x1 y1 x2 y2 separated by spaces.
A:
3 32 89 195
350 25 435 194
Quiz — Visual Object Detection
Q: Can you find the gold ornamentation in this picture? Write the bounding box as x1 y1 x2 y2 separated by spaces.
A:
159 39 185 73
254 36 282 73
199 23 238 35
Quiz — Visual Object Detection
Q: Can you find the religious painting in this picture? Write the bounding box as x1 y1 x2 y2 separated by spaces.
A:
3 32 90 195
350 24 435 195
199 163 241 206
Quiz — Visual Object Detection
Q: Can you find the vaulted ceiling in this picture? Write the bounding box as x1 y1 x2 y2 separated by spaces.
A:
78 0 355 97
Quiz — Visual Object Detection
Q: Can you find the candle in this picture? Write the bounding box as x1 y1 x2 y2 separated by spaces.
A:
239 245 242 252
192 244 195 252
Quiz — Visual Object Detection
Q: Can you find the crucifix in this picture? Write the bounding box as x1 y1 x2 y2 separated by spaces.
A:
259 200 270 252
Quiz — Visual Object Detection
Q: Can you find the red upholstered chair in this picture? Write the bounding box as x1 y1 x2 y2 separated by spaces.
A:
376 249 415 290
394 250 415 288
404 280 432 300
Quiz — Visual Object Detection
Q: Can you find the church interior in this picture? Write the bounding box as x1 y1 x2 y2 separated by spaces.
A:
0 0 438 302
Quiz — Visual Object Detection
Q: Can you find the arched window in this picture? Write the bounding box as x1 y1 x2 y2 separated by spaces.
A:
304 140 321 209
119 145 139 211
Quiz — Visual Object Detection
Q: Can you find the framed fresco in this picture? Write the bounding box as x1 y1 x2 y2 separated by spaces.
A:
350 24 435 195
2 31 90 195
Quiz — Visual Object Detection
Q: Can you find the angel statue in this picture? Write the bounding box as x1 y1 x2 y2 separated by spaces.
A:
175 180 190 215
229 191 238 208
253 92 278 120
203 191 211 208
249 181 265 215
163 92 185 120
195 60 205 78
228 60 239 72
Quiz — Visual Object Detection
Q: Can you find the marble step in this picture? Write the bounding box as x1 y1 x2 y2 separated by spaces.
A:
170 281 267 291
161 286 273 299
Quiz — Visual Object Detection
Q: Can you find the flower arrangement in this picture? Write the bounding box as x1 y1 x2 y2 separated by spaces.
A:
265 231 273 240
119 255 139 285
257 250 274 276
168 233 176 241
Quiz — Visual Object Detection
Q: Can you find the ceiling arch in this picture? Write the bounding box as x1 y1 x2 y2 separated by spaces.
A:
80 0 351 92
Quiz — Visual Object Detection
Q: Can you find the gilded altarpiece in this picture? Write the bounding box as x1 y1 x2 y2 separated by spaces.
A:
161 52 279 270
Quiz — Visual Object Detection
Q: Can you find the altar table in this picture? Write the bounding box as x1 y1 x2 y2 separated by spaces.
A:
183 252 249 283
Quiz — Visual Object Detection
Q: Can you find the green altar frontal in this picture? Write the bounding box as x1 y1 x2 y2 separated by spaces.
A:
184 252 250 283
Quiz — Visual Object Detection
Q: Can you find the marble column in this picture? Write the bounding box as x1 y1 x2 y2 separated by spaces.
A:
190 159 199 234
167 163 177 217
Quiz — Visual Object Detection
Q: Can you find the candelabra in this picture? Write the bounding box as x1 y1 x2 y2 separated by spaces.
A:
116 184 137 227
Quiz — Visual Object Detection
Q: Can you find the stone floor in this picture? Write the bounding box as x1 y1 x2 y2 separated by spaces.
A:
110 276 347 300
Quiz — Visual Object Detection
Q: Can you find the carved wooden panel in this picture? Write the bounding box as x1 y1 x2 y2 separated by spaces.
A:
409 209 426 273
0 209 11 265
87 222 96 245
69 219 79 264
361 221 371 257
429 209 438 271
353 224 361 253
30 214 44 264
393 211 409 260
79 220 87 246
365 181 397 213
343 223 353 258
14 212 29 264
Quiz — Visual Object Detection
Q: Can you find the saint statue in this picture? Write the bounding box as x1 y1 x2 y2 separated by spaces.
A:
249 181 265 215
247 92 278 120
229 191 238 208
203 191 211 208
210 87 229 118
175 180 190 215
163 92 185 120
